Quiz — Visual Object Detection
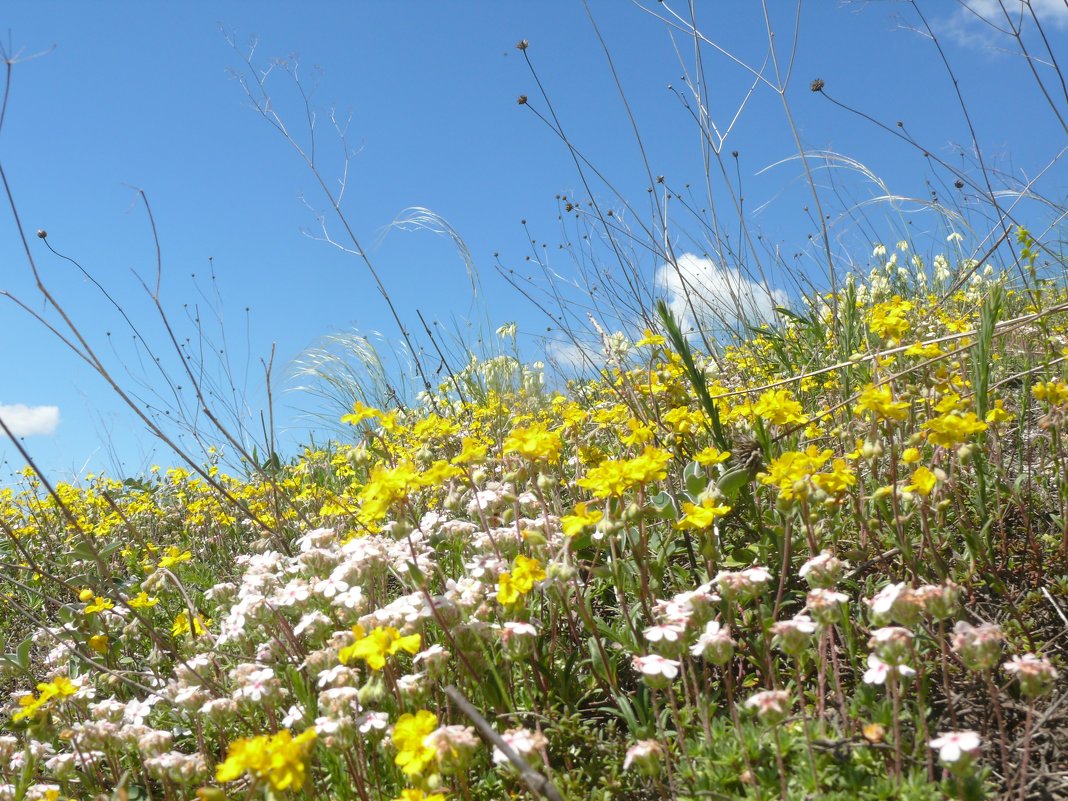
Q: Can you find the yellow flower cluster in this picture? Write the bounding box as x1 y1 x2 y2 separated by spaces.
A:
498 554 546 606
216 728 317 791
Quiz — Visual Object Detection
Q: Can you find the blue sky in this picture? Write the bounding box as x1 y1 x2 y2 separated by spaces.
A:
1 1 1066 482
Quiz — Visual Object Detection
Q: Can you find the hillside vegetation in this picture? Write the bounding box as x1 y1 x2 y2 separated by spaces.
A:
2 235 1067 800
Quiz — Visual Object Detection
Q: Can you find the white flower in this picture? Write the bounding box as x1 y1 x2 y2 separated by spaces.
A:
274 579 310 607
314 575 349 599
492 727 548 765
1004 653 1059 698
929 730 980 764
332 586 365 612
867 582 905 618
623 739 663 775
123 697 159 726
237 668 276 702
690 621 734 664
281 704 305 728
632 654 681 685
862 653 915 685
357 711 389 735
745 690 791 724
643 624 686 644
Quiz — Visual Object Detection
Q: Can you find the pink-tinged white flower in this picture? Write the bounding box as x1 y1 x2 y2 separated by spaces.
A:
314 575 349 599
1004 653 1059 698
281 704 306 728
293 610 332 638
913 581 959 621
744 690 791 725
492 726 549 766
425 724 479 769
357 711 389 735
929 730 981 765
314 715 348 736
122 697 160 726
867 626 913 664
236 667 278 702
643 623 687 647
632 654 681 687
413 644 451 674
806 588 849 624
623 739 664 776
771 614 818 657
866 582 905 620
274 579 311 607
502 621 538 639
862 653 916 685
952 621 1004 671
690 621 735 664
316 664 354 689
714 566 771 602
331 586 366 612
297 527 336 552
799 551 849 588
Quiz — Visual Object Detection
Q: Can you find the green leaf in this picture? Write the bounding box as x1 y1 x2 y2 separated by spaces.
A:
716 467 751 500
683 460 707 497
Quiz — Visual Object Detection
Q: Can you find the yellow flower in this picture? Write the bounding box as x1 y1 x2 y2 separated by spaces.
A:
812 459 857 496
985 400 1011 424
392 710 439 776
676 497 732 529
83 596 114 616
157 546 192 569
497 555 546 606
358 460 422 523
341 400 382 426
905 340 942 358
624 446 672 485
1033 380 1068 406
577 447 671 498
902 447 921 464
394 791 446 801
752 389 807 427
339 626 421 670
11 676 78 722
88 635 109 655
619 418 654 446
634 329 666 347
172 611 211 638
662 406 704 435
868 296 914 341
216 728 317 791
127 591 159 609
758 446 833 502
904 465 938 496
854 384 910 422
561 502 603 538
503 422 563 463
923 411 987 447
452 437 488 466
693 446 731 466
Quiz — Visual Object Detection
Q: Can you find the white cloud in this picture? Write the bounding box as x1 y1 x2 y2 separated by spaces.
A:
655 253 788 333
945 1 1068 49
0 404 61 437
544 339 602 372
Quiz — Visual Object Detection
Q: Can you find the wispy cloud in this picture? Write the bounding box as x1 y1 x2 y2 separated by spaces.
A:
0 404 61 437
545 339 602 372
655 253 788 333
943 0 1068 50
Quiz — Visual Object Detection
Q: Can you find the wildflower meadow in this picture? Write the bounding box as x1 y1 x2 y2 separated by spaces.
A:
1 4 1067 801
